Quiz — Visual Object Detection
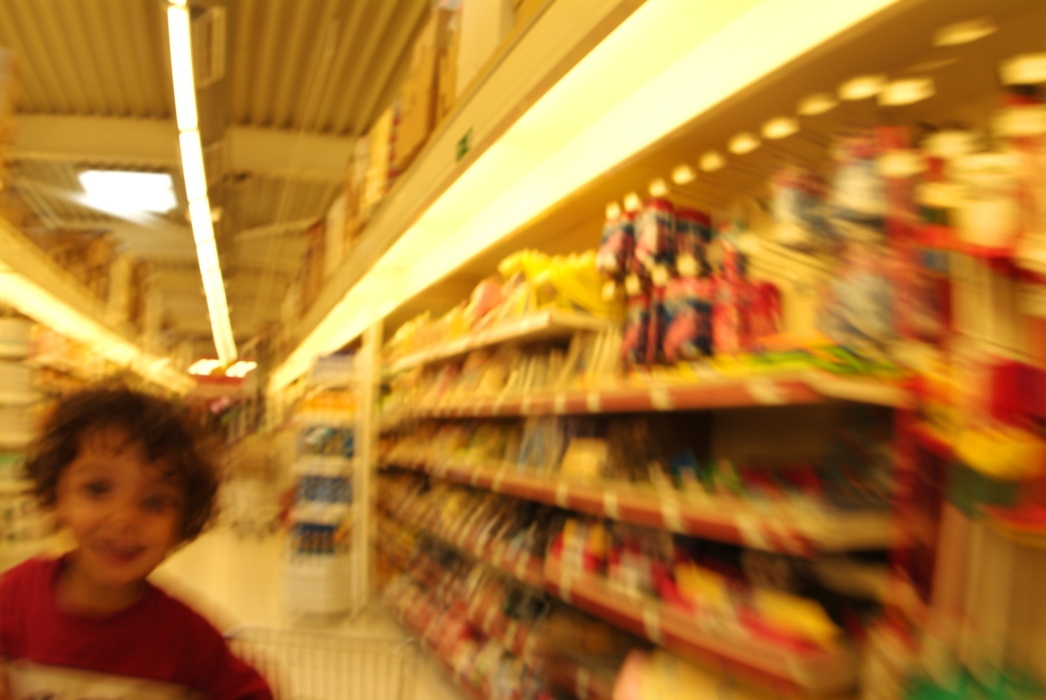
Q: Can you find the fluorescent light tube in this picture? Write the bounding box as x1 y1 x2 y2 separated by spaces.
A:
179 131 208 203
166 5 198 131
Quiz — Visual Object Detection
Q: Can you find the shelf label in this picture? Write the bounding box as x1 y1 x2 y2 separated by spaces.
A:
456 128 472 161
553 393 567 414
586 392 602 413
661 498 684 532
576 668 591 700
492 470 505 492
559 574 573 603
747 377 786 405
521 396 532 415
650 385 673 410
491 396 504 415
555 482 570 508
642 605 664 644
603 490 620 519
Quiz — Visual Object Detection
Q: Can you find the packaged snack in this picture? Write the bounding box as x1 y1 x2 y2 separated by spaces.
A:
772 165 837 251
596 213 636 280
621 291 651 366
646 285 665 365
673 208 712 277
831 132 885 222
634 199 676 279
661 276 714 361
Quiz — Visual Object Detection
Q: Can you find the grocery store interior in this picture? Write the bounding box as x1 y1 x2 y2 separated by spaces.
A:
2 0 1046 698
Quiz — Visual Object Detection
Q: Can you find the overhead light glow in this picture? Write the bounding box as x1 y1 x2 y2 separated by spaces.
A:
934 17 996 47
167 2 236 364
605 201 621 218
78 170 177 214
166 4 198 130
839 74 887 101
671 164 696 185
797 92 838 115
761 117 799 139
649 178 669 197
879 77 934 106
728 133 761 154
189 359 223 376
0 221 194 393
225 360 258 378
999 53 1046 86
271 0 903 391
699 151 726 172
623 192 642 212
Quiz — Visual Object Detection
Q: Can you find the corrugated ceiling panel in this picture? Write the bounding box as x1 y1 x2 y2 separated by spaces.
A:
0 0 172 118
229 175 340 230
228 0 426 134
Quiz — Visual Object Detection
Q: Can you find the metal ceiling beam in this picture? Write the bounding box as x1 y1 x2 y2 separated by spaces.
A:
12 115 353 182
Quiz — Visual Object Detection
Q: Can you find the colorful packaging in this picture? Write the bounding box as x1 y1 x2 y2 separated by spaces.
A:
646 286 665 365
622 292 651 366
596 213 636 280
634 199 676 277
831 132 885 222
673 208 711 277
661 276 714 361
772 165 837 250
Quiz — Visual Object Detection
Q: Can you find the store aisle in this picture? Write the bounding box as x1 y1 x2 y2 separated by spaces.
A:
154 527 464 700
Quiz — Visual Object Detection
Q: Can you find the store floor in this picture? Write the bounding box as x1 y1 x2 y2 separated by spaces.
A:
154 527 464 700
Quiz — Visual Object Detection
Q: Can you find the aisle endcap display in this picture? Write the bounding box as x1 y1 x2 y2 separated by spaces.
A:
380 458 894 556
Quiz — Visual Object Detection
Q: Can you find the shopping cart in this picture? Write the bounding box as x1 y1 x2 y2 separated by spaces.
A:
225 627 416 700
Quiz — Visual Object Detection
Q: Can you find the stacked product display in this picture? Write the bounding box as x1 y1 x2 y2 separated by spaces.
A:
285 356 358 617
371 21 1046 700
0 316 52 572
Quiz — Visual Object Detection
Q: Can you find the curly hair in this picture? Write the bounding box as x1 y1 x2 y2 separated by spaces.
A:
25 386 219 541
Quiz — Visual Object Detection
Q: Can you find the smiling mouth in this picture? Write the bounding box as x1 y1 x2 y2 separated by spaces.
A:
95 541 146 564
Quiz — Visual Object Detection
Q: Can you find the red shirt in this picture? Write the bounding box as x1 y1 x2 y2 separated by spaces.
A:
0 556 272 700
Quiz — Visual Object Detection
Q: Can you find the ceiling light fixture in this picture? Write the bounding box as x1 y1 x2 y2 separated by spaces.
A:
605 202 621 218
761 117 799 139
649 178 669 197
878 77 934 106
271 0 903 391
934 17 996 47
728 133 761 154
838 74 887 101
699 151 726 172
623 192 642 212
78 170 178 214
671 164 696 185
797 92 838 115
167 1 237 364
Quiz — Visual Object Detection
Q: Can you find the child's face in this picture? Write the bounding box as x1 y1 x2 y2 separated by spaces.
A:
55 427 185 594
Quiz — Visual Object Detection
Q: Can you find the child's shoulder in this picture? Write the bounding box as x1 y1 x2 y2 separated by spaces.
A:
1 555 58 589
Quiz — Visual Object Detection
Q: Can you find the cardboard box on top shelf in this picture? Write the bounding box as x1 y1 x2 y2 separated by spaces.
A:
361 106 396 216
344 134 370 220
456 0 514 99
394 7 456 173
324 193 347 279
436 15 460 123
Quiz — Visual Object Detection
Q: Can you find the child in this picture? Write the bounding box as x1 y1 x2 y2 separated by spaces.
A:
0 387 273 700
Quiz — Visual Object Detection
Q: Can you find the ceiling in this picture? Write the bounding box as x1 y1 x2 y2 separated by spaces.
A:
0 0 428 357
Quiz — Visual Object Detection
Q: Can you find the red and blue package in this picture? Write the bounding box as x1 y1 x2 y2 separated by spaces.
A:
622 291 651 366
674 208 712 275
635 199 676 275
596 212 636 280
662 276 714 362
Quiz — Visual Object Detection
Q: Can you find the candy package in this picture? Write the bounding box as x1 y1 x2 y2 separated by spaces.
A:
673 208 712 277
661 276 714 362
634 199 676 276
622 292 651 366
596 213 636 280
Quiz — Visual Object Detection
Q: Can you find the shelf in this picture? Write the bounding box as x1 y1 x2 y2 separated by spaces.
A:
382 456 895 555
544 560 857 697
386 310 616 375
383 371 911 422
381 502 857 697
387 608 487 700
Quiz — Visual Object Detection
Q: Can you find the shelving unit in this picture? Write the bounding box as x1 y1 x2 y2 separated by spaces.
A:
388 310 616 375
380 495 858 697
381 457 894 555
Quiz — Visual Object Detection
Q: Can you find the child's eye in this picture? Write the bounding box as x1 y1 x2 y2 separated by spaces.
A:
141 495 174 513
83 481 111 498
